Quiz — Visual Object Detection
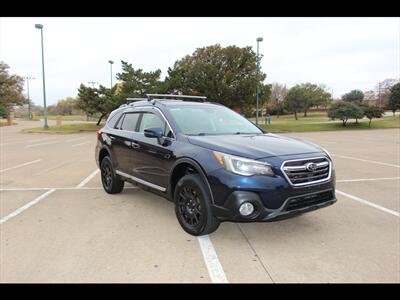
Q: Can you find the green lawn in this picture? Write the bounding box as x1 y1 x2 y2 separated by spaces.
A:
259 113 400 133
23 123 103 133
43 115 100 122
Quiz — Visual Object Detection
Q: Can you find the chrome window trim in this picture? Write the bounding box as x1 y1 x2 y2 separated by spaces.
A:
113 108 176 141
116 170 166 192
280 156 332 187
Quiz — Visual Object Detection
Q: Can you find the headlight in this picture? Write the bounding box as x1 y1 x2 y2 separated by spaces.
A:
213 151 274 176
320 147 332 160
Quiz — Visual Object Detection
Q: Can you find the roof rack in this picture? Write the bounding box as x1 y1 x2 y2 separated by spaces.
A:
146 94 207 102
126 97 147 103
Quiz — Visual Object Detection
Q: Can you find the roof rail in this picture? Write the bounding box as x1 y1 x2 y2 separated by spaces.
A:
126 97 147 103
146 94 207 102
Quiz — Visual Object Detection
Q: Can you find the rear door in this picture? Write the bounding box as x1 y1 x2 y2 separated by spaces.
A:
110 111 140 174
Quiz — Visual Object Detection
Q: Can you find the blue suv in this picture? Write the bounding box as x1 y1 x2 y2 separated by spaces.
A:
95 94 336 236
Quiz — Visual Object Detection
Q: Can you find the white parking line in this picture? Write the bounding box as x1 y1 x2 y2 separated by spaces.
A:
0 159 42 173
336 190 400 218
197 235 229 283
65 137 85 143
332 154 400 168
0 186 137 191
337 177 400 183
25 141 59 148
0 188 56 225
0 138 47 146
76 169 100 188
71 141 93 147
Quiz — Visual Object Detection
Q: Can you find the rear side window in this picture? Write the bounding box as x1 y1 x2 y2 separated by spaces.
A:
120 113 140 131
107 111 123 128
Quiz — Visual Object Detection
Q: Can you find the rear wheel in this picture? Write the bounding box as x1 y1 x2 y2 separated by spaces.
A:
174 174 220 236
100 156 124 194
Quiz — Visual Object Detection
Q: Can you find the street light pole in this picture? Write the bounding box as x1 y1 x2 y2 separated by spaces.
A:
24 76 35 119
108 60 114 88
35 24 48 129
256 37 263 125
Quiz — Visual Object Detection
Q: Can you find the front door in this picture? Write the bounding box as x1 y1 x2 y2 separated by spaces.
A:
129 109 175 190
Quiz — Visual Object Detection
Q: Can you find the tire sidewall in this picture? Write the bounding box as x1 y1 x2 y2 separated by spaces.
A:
174 174 217 236
100 156 117 193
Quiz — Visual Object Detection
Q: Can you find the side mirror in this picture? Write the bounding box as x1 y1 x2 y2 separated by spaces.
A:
144 127 163 138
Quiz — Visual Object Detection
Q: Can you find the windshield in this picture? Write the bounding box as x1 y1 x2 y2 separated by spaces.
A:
167 105 263 135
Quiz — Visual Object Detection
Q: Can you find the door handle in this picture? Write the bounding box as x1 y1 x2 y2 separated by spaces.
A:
131 142 140 149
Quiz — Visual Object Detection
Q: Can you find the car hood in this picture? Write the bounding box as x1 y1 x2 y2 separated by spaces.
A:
187 133 323 159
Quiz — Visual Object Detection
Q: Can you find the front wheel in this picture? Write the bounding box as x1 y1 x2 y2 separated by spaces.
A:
174 174 220 236
100 156 124 194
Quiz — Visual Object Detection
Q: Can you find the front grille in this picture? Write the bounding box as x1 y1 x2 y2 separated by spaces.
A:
285 190 334 211
282 157 331 186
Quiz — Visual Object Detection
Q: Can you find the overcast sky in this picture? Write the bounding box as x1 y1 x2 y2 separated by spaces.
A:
1 17 399 106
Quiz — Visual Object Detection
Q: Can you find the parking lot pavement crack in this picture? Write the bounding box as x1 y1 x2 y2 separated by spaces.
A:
236 224 275 283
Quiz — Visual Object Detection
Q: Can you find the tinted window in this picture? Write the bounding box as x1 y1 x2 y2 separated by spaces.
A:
121 113 140 131
138 113 165 133
107 111 123 128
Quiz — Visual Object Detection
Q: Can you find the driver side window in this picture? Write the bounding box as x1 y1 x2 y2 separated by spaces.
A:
138 112 174 138
138 113 164 133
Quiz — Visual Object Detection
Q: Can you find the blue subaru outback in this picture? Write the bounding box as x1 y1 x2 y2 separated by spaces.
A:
95 94 336 236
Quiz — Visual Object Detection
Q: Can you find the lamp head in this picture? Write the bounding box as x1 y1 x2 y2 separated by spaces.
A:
108 60 114 64
35 24 43 29
256 37 263 42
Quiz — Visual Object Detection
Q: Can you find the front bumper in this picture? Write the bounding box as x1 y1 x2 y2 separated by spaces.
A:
212 188 336 222
207 157 336 222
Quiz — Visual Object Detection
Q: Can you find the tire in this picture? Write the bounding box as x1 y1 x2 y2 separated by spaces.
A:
100 156 124 194
174 174 220 236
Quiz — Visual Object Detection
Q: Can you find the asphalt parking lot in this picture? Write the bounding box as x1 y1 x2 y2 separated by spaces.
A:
1 120 399 283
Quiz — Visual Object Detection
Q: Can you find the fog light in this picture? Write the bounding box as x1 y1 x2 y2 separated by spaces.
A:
239 202 254 216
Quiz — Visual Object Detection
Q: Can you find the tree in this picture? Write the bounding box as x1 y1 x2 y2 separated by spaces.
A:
53 97 79 115
364 106 384 127
0 62 27 116
283 85 308 120
327 102 364 126
388 83 400 116
376 78 399 107
364 90 377 101
342 90 364 102
269 83 287 118
116 61 163 98
0 104 8 118
77 84 120 125
302 83 331 117
163 44 266 113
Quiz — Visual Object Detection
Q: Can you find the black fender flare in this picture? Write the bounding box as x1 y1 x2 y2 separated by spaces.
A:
168 157 215 204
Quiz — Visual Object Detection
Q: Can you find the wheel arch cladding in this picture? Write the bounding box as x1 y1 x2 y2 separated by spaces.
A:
99 147 110 165
169 158 214 204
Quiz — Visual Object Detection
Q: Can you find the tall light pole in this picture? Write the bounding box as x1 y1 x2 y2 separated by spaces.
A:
108 60 114 88
35 24 48 129
23 76 35 119
256 37 263 125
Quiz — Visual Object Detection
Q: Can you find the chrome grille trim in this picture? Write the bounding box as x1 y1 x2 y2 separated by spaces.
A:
280 156 332 187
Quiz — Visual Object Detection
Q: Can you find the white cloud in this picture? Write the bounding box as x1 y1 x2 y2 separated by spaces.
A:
0 17 399 105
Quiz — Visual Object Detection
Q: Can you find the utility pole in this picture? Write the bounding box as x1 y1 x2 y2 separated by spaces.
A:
23 76 35 119
88 81 98 88
256 37 263 125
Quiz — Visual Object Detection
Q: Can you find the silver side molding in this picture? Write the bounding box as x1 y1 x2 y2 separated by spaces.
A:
116 170 167 192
